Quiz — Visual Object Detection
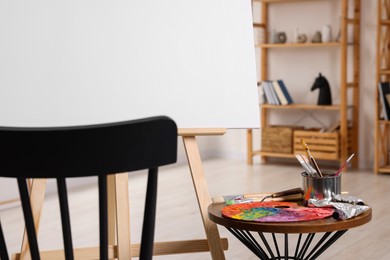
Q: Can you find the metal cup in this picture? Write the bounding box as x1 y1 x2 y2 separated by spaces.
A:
301 171 341 205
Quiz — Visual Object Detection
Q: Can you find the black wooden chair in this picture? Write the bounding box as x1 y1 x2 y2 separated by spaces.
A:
0 116 177 260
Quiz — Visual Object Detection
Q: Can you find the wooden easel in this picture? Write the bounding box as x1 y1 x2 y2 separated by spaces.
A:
14 129 228 259
179 128 227 259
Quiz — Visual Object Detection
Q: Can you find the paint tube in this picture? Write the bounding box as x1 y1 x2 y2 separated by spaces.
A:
333 194 365 205
308 198 370 220
307 198 333 207
331 202 370 220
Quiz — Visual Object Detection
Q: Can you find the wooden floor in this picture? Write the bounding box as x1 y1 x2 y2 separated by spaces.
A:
0 158 388 259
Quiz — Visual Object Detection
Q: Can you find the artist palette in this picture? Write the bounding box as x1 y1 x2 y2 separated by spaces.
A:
222 201 334 222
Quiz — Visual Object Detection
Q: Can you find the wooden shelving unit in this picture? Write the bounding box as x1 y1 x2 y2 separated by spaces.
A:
375 0 390 174
247 0 360 167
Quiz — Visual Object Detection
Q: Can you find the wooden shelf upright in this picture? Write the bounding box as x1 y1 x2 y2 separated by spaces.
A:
375 0 390 174
247 0 361 168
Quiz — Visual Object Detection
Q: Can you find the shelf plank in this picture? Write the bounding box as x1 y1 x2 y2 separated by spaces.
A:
257 42 340 48
261 104 340 110
253 0 333 3
260 151 295 159
378 119 390 124
380 19 390 26
378 166 390 174
346 18 359 24
253 23 266 28
260 151 340 161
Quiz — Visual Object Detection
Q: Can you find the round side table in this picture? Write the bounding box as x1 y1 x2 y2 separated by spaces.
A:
208 202 371 260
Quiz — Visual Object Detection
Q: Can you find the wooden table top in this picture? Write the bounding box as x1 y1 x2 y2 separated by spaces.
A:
208 202 372 234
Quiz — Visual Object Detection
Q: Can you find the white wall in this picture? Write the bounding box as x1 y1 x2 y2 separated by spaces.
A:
197 0 377 170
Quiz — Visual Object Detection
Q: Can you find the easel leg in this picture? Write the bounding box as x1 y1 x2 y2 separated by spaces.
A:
182 136 226 260
107 173 132 259
247 129 253 165
107 175 117 246
113 173 131 259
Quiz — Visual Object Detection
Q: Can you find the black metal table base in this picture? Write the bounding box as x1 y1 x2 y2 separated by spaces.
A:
227 228 348 260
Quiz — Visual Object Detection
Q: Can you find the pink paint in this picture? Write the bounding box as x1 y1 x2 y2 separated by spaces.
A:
222 201 334 222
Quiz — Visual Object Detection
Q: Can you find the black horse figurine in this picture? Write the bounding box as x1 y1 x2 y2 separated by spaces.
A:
310 73 332 105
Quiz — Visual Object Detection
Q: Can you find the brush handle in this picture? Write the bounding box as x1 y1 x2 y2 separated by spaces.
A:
271 187 303 199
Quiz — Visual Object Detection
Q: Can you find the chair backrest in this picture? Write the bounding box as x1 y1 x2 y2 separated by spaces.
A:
0 116 177 260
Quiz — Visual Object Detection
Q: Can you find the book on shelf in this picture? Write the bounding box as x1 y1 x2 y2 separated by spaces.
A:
268 80 280 104
261 80 293 105
272 80 288 105
275 79 293 104
257 82 266 104
260 82 271 104
261 81 279 105
378 81 390 120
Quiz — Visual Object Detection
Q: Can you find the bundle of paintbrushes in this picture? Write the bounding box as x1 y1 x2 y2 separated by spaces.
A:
295 139 354 177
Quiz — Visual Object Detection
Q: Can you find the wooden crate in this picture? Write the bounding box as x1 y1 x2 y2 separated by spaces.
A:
293 130 339 160
262 126 299 154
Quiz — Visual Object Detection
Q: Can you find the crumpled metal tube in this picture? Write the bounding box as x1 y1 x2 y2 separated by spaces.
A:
331 202 370 220
308 198 332 208
308 198 370 220
333 194 365 205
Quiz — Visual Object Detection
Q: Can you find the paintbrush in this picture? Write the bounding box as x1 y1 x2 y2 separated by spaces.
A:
335 153 355 176
300 154 321 177
212 191 303 205
260 187 303 202
301 139 323 177
295 154 316 176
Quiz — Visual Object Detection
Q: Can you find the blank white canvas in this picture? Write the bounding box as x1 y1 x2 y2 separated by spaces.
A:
0 0 259 129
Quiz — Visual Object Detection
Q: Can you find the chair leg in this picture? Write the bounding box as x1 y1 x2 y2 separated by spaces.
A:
0 220 9 260
99 175 109 260
57 178 74 260
140 168 158 260
17 178 40 260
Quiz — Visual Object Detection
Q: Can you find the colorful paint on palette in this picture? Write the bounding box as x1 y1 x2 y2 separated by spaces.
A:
222 201 333 222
